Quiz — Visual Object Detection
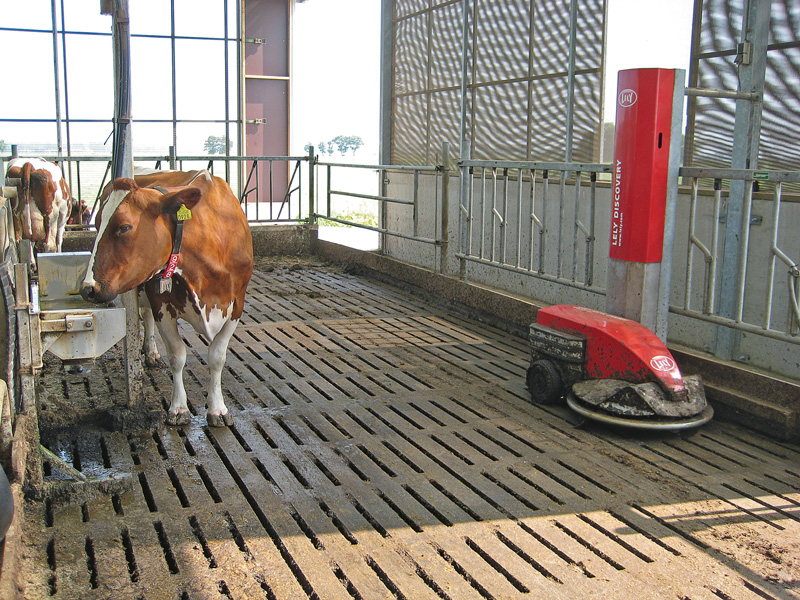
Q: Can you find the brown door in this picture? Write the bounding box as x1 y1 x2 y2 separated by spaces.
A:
244 0 289 217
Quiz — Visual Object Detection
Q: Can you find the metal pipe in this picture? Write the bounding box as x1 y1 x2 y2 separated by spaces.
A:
50 0 63 157
413 169 419 238
734 180 755 323
515 168 523 269
669 305 800 346
500 168 508 265
685 87 759 101
586 172 597 286
455 252 607 296
539 170 549 274
571 170 581 282
564 0 578 161
557 173 566 278
764 182 782 330
314 214 439 246
684 178 700 311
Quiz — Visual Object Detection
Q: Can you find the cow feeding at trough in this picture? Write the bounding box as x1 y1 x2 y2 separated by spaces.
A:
5 157 73 252
80 169 254 427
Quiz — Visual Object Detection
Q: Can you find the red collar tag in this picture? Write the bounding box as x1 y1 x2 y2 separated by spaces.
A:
163 253 180 279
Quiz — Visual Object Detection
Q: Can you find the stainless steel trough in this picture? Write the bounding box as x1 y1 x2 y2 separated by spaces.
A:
36 252 126 368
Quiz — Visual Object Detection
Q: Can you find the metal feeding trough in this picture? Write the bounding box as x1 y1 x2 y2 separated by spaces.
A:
526 304 713 431
35 252 126 372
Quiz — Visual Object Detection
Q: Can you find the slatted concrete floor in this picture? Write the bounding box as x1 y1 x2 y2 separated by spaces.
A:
21 260 800 599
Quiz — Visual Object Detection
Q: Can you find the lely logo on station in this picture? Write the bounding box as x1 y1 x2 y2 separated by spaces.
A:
618 88 637 107
650 355 676 372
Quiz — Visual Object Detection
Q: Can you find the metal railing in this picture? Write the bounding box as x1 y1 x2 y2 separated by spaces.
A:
1 151 313 226
457 159 611 294
676 167 800 345
314 159 446 246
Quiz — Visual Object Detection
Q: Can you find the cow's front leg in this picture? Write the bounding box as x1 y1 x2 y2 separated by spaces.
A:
156 315 190 426
205 319 238 427
138 291 162 367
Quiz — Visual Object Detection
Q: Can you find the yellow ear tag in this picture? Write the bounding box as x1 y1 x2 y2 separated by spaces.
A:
176 204 192 221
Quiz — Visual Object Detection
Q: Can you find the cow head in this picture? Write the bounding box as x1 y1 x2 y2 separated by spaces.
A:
80 178 201 304
6 159 71 253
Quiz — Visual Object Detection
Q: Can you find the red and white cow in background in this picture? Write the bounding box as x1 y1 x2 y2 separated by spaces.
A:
6 157 72 252
81 170 254 427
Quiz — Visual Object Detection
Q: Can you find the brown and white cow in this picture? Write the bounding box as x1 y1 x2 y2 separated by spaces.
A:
6 157 72 252
80 170 253 427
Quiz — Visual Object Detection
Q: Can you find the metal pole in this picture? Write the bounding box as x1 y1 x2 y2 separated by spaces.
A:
564 0 578 162
440 141 450 274
103 0 142 408
655 69 686 342
50 0 63 157
458 0 472 280
308 146 315 223
713 0 770 361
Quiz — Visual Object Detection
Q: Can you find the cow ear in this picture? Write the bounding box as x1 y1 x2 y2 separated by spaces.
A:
112 178 137 192
162 187 202 216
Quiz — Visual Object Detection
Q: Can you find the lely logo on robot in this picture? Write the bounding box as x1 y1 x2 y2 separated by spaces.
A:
650 355 676 372
618 89 637 107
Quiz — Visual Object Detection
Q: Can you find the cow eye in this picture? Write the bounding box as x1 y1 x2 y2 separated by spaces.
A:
117 224 133 236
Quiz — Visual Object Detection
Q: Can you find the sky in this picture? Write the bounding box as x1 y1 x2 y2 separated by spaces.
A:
1 0 694 155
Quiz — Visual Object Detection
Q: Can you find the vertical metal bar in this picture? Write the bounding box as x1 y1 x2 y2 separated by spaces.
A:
413 169 420 238
529 169 537 271
571 170 580 282
308 147 315 223
59 0 73 163
540 169 548 273
237 0 244 188
525 0 535 159
479 167 487 260
255 160 260 221
515 168 523 268
685 178 699 310
734 180 755 323
458 0 472 279
326 165 332 217
707 180 722 313
714 0 770 358
223 0 231 183
489 167 497 262
380 167 387 250
466 167 474 259
440 142 450 274
170 0 178 152
500 168 508 265
564 0 578 161
764 182 782 330
656 68 686 341
379 0 394 166
586 171 596 286
106 0 141 409
557 171 566 278
269 159 274 220
169 146 176 170
683 0 705 165
50 0 63 157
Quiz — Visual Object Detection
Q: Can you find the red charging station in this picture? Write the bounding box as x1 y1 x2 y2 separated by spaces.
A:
610 68 678 263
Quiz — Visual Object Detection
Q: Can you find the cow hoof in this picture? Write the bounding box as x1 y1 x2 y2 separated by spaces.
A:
165 411 191 426
207 412 233 427
144 355 163 368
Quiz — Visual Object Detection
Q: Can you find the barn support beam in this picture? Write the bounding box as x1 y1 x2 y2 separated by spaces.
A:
102 0 144 410
713 0 770 362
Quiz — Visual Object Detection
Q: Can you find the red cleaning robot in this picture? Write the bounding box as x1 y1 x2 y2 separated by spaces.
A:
526 304 713 430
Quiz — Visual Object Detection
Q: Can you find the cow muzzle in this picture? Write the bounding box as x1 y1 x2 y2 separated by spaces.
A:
80 281 116 304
